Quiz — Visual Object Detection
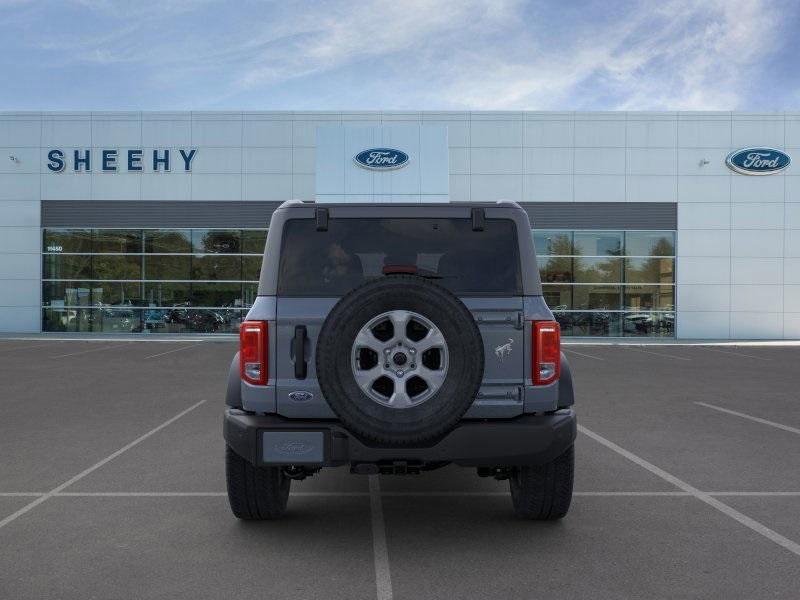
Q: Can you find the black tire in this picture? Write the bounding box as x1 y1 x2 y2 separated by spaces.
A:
316 275 484 445
225 445 290 520
509 445 574 520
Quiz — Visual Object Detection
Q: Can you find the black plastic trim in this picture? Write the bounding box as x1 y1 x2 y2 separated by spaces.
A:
293 325 307 379
224 409 577 468
225 352 242 408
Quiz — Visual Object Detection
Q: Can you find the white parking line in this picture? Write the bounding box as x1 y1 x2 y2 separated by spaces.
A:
696 402 800 436
143 344 202 360
706 492 800 497
695 347 771 361
623 346 691 361
52 491 371 497
369 475 393 600
563 348 605 361
578 424 800 558
50 342 133 358
3 490 800 498
0 342 64 354
0 400 206 531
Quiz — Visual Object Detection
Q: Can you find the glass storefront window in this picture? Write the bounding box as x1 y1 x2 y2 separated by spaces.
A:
539 229 676 338
243 256 263 281
144 230 192 253
144 255 192 280
41 226 673 338
243 283 258 307
538 256 573 283
533 231 573 256
624 257 674 284
191 255 242 280
541 285 572 310
92 255 143 280
624 285 675 311
143 282 191 307
42 307 246 334
622 312 675 337
574 231 623 256
43 281 143 307
190 282 245 307
625 231 675 257
93 230 142 253
556 311 622 337
242 230 268 254
573 285 622 310
43 229 92 253
192 229 241 254
43 254 92 279
574 257 622 283
43 227 267 334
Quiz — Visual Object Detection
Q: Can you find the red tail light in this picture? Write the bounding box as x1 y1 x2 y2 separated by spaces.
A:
240 320 268 385
532 320 560 385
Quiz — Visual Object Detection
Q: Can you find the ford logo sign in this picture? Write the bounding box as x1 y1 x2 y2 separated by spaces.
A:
726 147 790 175
288 391 313 402
354 148 409 170
274 441 314 455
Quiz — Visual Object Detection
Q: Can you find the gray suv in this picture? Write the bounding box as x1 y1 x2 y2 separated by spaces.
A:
224 201 576 520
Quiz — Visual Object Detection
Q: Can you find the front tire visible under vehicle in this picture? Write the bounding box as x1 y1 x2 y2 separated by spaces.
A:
509 445 574 520
225 445 290 520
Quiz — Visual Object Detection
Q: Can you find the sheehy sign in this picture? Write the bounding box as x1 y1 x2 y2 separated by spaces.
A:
46 148 197 172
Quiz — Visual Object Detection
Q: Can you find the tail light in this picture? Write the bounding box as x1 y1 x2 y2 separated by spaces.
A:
532 320 560 385
240 320 268 385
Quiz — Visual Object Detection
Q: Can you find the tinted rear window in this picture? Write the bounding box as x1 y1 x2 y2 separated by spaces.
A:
277 218 522 296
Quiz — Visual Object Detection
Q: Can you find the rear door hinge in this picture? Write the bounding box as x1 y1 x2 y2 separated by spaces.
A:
471 207 485 231
315 208 329 231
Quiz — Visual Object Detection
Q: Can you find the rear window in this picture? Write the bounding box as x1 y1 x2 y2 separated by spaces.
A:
277 218 522 296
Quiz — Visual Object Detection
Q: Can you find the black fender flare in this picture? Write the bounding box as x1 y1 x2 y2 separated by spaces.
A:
225 352 242 408
558 351 574 408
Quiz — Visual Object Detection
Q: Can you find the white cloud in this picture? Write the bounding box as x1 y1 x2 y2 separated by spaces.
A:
235 0 518 90
427 0 785 110
2 0 793 109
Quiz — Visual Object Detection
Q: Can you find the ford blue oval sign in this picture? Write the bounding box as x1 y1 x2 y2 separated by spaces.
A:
726 147 790 175
354 148 409 170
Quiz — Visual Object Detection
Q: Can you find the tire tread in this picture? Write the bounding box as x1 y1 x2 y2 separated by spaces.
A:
226 445 290 520
510 445 574 520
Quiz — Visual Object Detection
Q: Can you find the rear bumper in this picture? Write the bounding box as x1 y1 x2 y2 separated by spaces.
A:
223 408 576 468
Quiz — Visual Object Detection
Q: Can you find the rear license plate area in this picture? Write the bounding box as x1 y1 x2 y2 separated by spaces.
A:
261 431 325 464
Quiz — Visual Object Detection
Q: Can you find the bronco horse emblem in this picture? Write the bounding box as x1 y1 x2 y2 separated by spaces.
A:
495 338 513 359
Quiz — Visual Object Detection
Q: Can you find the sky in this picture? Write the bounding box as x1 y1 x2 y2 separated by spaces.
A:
1 0 798 111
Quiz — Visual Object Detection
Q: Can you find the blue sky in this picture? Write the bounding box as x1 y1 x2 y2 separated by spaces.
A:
1 0 798 111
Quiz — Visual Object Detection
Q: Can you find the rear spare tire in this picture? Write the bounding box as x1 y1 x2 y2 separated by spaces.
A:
316 275 484 445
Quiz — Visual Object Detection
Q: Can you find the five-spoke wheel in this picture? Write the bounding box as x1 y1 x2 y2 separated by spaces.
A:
351 310 448 409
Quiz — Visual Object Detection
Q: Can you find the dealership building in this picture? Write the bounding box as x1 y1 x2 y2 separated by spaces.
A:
0 110 798 339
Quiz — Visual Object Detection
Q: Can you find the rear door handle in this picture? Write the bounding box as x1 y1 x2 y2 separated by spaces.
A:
292 325 308 379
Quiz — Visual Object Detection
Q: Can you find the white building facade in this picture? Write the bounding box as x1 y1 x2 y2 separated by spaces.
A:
0 111 798 339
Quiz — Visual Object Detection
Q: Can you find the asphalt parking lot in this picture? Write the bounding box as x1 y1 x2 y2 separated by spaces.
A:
1 338 799 599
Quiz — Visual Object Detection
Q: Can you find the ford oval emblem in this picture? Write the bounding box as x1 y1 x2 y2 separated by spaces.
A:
354 148 409 170
725 147 790 175
274 441 314 455
288 391 313 402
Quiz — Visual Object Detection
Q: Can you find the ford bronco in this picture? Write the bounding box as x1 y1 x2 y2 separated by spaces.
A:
224 200 576 520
